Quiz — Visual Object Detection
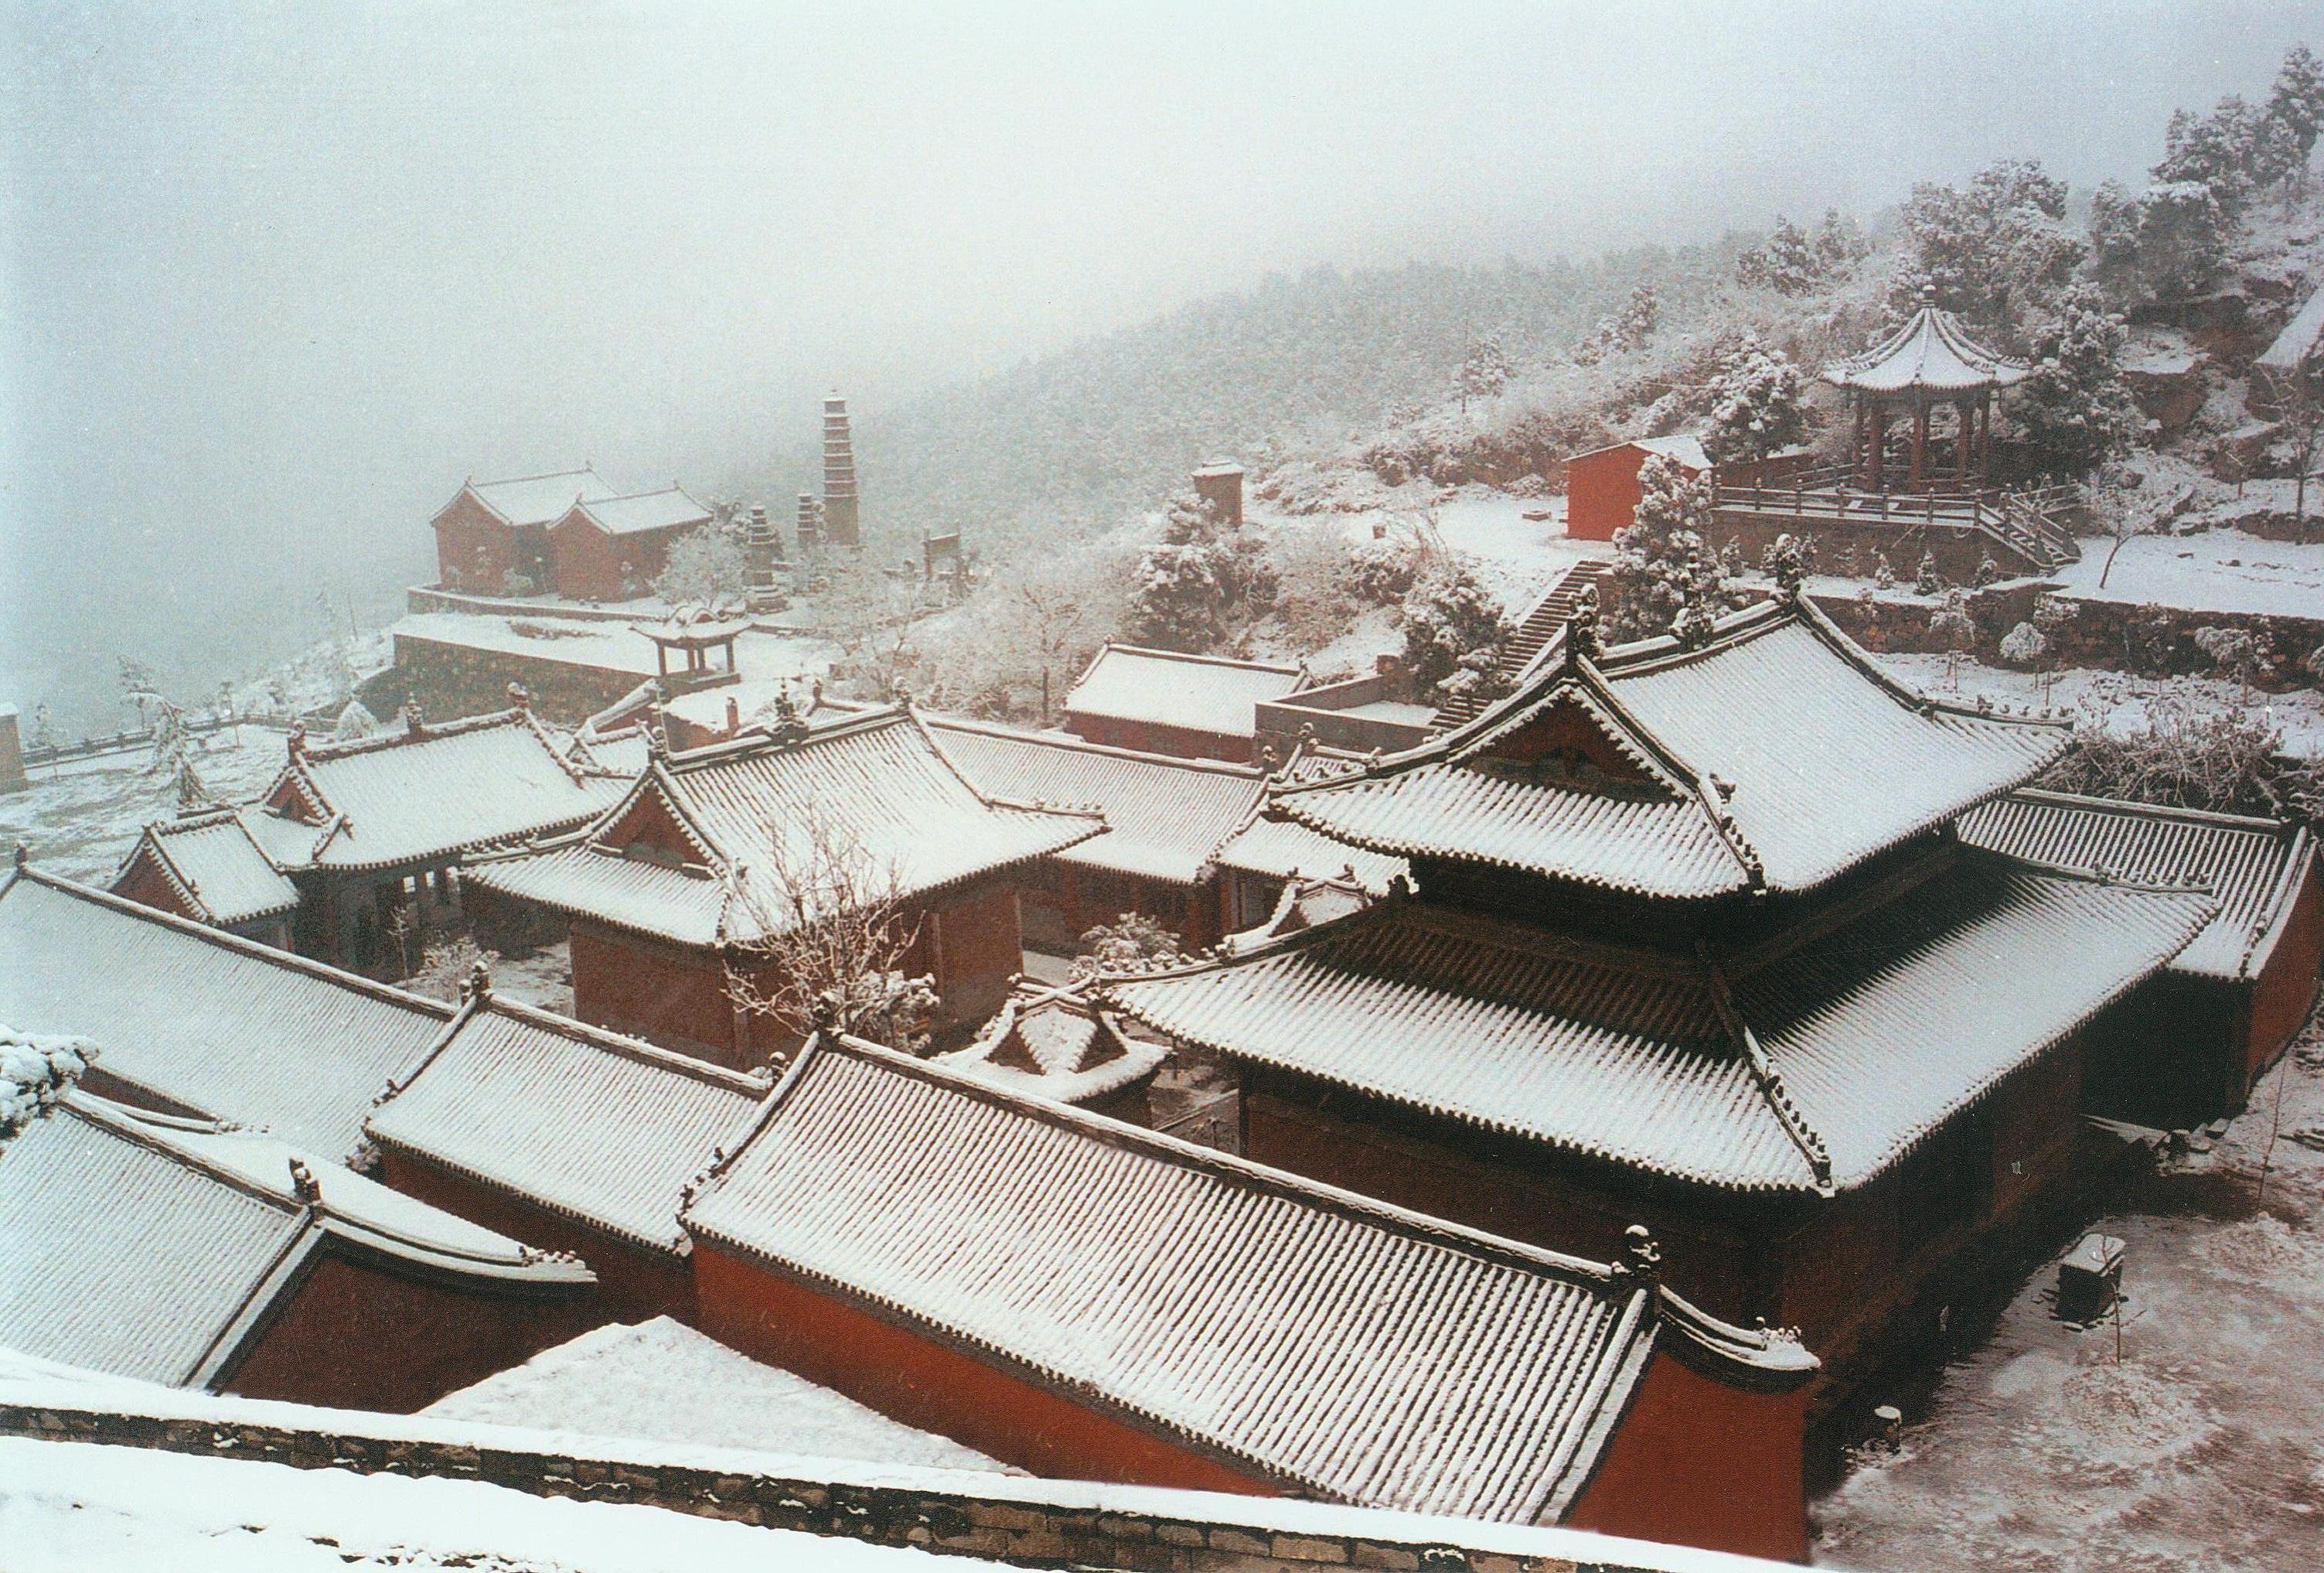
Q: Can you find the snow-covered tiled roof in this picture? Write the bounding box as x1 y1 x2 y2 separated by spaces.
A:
0 1094 588 1388
252 708 629 873
682 1034 1811 1521
925 718 1264 885
1062 645 1306 741
1208 812 1408 896
933 982 1167 1105
366 999 771 1254
1106 849 2211 1195
451 467 622 528
2257 286 2324 372
1273 601 2070 899
1960 790 2312 980
558 487 715 537
467 708 1101 946
1821 301 2030 393
121 811 300 925
1570 434 1712 471
0 869 455 1159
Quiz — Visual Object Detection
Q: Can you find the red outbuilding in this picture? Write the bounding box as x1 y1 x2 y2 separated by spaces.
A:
1563 435 1709 542
547 487 716 604
431 468 619 596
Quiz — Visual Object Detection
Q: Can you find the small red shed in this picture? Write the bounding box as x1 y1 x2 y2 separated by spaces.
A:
1564 435 1709 542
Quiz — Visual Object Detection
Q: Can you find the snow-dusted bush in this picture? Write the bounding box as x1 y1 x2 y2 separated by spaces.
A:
1607 455 1722 644
1930 592 1978 688
1702 333 1808 464
1072 912 1184 983
1872 551 1896 590
1914 552 1945 596
1760 533 1815 598
1400 556 1511 701
2047 698 2322 824
1122 493 1273 653
333 698 379 741
1456 336 1514 409
1999 621 2050 667
2 1025 94 1145
2193 625 2269 694
1341 536 1425 606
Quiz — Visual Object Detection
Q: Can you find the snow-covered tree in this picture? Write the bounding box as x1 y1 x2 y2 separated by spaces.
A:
1930 592 1978 689
2 1025 94 1148
1072 912 1184 984
2014 288 2141 478
1999 620 2049 668
1702 334 1808 464
1456 336 1514 410
2193 625 2270 698
1608 455 1721 644
1123 493 1273 653
1914 551 1944 596
1736 217 1819 297
333 698 379 741
653 523 749 608
1759 533 1815 600
1614 285 1659 350
1872 551 1897 590
1900 158 2081 330
2268 43 2324 185
2153 97 2263 213
1401 556 1511 701
1812 209 1871 271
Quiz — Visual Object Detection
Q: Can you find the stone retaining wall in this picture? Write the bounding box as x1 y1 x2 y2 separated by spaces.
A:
383 633 646 725
0 1398 1770 1573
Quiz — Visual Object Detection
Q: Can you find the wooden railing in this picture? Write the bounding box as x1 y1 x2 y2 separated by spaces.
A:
1711 477 2084 572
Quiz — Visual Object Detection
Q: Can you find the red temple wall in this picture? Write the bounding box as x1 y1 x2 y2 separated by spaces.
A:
2247 858 2322 1087
109 851 202 925
433 494 526 594
1062 713 1253 766
221 1247 592 1414
1562 1348 1810 1564
373 1148 697 1325
692 1243 1276 1497
550 520 689 605
570 920 757 1069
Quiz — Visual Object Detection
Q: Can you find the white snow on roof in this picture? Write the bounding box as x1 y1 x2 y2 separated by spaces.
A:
2257 286 2324 371
462 467 622 527
424 1318 1007 1473
1063 646 1305 740
1209 812 1407 896
563 488 715 537
135 813 300 924
1821 303 2029 393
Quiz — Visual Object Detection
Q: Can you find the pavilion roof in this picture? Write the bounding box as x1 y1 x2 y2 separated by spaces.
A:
366 998 770 1254
933 981 1167 1106
0 1094 588 1388
118 810 301 926
681 1033 1812 1522
1961 789 2315 981
1062 644 1307 741
247 708 629 874
0 868 455 1160
1821 300 2029 394
925 718 1266 885
1269 599 2069 899
1105 848 2211 1196
465 707 1102 947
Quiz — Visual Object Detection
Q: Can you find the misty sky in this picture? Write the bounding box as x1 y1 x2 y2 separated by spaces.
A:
2 1 2315 719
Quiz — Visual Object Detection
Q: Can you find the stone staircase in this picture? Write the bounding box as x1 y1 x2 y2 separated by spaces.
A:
1432 559 1610 730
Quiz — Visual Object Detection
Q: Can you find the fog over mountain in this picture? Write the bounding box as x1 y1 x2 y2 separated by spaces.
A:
3 1 2313 725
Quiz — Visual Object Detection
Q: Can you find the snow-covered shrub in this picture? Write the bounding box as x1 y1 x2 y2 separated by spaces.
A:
1072 912 1184 983
2015 288 2143 478
2047 698 2320 824
2193 626 2269 694
1401 556 1511 701
1914 552 1944 596
2 1025 94 1145
1974 554 2002 589
333 699 379 741
1760 533 1815 599
1930 592 1978 688
1872 551 1896 590
1999 621 2050 667
1702 333 1808 466
1608 455 1723 644
1341 536 1425 606
1457 336 1514 408
653 523 748 608
1736 217 1820 297
1125 540 1231 651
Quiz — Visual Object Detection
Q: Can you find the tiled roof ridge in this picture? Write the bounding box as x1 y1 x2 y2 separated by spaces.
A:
0 865 458 1021
117 828 213 923
302 705 532 764
473 994 775 1094
1790 594 2068 730
659 704 912 773
924 714 1269 782
59 1092 303 1220
455 466 606 525
2003 785 2303 834
1083 641 1306 678
1698 948 1835 1196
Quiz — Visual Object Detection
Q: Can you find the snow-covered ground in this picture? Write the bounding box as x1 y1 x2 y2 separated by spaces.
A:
1814 1001 2324 1573
1254 486 1603 619
489 940 575 1015
1875 654 2324 759
2053 528 2324 620
0 725 291 884
0 1435 946 1573
424 1319 1009 1475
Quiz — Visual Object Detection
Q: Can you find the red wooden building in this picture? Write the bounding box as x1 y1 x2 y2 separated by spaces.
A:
431 467 619 596
1061 645 1307 764
1563 435 1708 542
367 991 772 1325
114 705 632 976
547 486 716 603
1103 596 2214 1419
464 705 1100 1068
1962 790 2322 1125
680 1033 1820 1563
0 1092 593 1412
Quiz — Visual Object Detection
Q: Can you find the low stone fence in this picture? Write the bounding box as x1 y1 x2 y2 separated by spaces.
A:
0 1391 1778 1573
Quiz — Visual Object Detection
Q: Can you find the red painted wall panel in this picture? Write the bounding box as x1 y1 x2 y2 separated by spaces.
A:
1565 446 1651 543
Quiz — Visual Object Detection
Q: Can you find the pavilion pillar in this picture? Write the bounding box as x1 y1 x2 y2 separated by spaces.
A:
1955 398 1973 486
1852 400 1869 489
1910 400 1930 489
1867 404 1886 491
